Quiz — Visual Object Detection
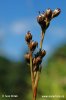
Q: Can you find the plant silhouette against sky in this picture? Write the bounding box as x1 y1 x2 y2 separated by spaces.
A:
25 8 61 100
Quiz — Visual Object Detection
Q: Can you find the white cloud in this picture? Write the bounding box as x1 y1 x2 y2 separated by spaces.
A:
10 21 28 34
9 18 37 34
0 17 37 37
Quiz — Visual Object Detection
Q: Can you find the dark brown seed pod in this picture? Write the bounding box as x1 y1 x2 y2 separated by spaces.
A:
46 8 52 20
29 41 38 51
40 50 46 58
24 53 30 63
25 31 32 43
37 15 44 24
36 56 42 65
37 14 50 31
52 8 61 18
34 49 46 58
33 56 42 66
33 57 42 71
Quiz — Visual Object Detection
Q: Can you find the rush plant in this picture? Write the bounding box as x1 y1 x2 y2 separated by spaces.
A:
25 8 61 100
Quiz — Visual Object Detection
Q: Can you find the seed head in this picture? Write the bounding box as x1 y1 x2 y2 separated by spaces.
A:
33 56 42 66
37 8 61 32
36 56 42 65
52 8 61 18
37 15 44 24
46 8 52 20
34 49 46 58
29 41 38 51
40 50 46 58
37 12 50 31
24 53 30 63
25 31 32 43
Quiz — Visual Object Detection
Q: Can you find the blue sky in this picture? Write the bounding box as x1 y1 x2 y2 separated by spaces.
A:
0 0 66 61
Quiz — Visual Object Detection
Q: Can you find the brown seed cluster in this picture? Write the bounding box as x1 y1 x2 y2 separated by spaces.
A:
52 8 61 18
25 32 46 72
25 31 38 52
37 8 61 32
29 41 38 51
32 49 46 71
24 53 30 63
25 8 61 72
25 31 32 43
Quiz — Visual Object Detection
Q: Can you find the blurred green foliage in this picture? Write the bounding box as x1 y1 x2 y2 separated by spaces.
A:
0 45 66 100
0 57 30 100
37 45 66 100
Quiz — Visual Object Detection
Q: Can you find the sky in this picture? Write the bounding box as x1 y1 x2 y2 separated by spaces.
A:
0 0 66 61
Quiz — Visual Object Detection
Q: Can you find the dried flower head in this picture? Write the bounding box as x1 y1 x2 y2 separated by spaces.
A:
24 53 30 63
40 50 46 58
33 56 42 66
37 8 61 32
36 56 42 65
29 41 38 51
34 49 46 58
33 56 42 71
46 8 52 20
52 8 61 18
37 12 50 32
25 31 32 43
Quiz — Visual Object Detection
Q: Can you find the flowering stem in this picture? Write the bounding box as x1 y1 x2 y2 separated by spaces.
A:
30 51 36 100
40 30 45 49
34 71 39 98
33 29 45 100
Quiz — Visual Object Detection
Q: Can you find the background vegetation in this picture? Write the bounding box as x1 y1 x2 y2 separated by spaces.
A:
0 44 66 100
